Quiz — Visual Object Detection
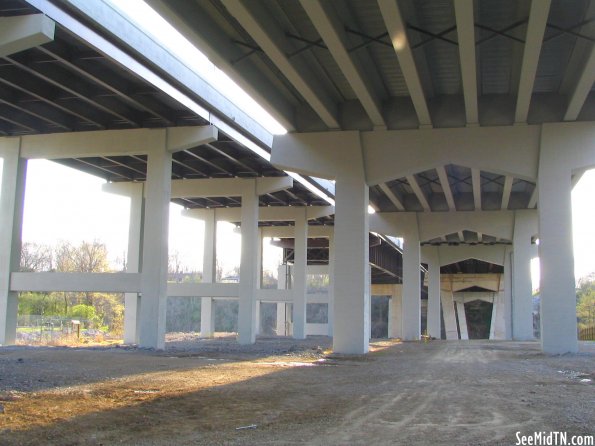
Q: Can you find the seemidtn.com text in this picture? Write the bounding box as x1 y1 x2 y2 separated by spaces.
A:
516 432 594 446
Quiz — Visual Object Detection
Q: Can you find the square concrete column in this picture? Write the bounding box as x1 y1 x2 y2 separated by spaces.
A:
0 138 26 346
538 160 578 353
388 284 402 338
138 147 171 349
255 300 261 335
333 175 370 354
503 248 513 340
491 289 508 340
200 209 216 338
402 233 421 340
512 211 535 340
426 247 441 338
456 301 469 340
292 208 308 339
238 180 258 344
123 183 144 345
441 291 458 340
276 264 288 336
255 228 263 336
327 232 334 337
276 302 287 336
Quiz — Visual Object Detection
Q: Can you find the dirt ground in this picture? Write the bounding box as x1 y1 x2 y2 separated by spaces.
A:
0 335 593 446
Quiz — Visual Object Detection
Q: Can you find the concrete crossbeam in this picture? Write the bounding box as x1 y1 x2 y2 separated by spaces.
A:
273 126 541 185
183 205 333 223
10 272 142 293
0 14 55 58
20 126 217 160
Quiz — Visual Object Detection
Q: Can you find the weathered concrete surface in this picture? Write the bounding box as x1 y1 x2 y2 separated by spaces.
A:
0 338 593 445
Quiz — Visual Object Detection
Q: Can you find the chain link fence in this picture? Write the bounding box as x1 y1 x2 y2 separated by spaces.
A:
16 315 101 344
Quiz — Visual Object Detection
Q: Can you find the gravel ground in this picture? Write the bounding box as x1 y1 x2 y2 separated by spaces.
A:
0 337 593 445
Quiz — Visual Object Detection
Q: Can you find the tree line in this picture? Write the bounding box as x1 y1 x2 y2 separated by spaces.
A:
19 241 123 333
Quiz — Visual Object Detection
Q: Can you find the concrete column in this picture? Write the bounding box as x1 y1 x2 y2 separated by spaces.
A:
138 146 171 349
254 227 263 336
538 151 578 353
492 291 508 339
327 232 335 337
256 227 263 289
238 180 258 344
503 248 513 340
441 291 458 340
0 138 26 346
512 211 535 340
277 264 288 289
367 265 373 340
277 263 288 336
426 248 441 338
333 174 370 354
456 301 469 340
276 302 287 336
200 209 216 338
123 182 144 344
292 209 307 339
388 284 402 338
402 231 421 340
490 295 497 340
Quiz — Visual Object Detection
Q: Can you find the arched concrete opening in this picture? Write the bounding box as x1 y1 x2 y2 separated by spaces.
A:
441 259 505 340
464 299 494 340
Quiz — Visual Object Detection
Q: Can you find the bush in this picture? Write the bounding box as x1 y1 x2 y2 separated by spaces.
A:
68 304 102 328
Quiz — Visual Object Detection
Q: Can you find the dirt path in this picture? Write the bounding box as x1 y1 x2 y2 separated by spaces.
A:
0 338 593 445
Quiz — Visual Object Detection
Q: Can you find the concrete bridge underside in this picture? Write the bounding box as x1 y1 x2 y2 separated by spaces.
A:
1 0 594 355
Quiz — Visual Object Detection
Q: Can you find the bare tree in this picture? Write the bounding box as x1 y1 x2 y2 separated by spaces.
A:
20 242 53 272
55 240 111 306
